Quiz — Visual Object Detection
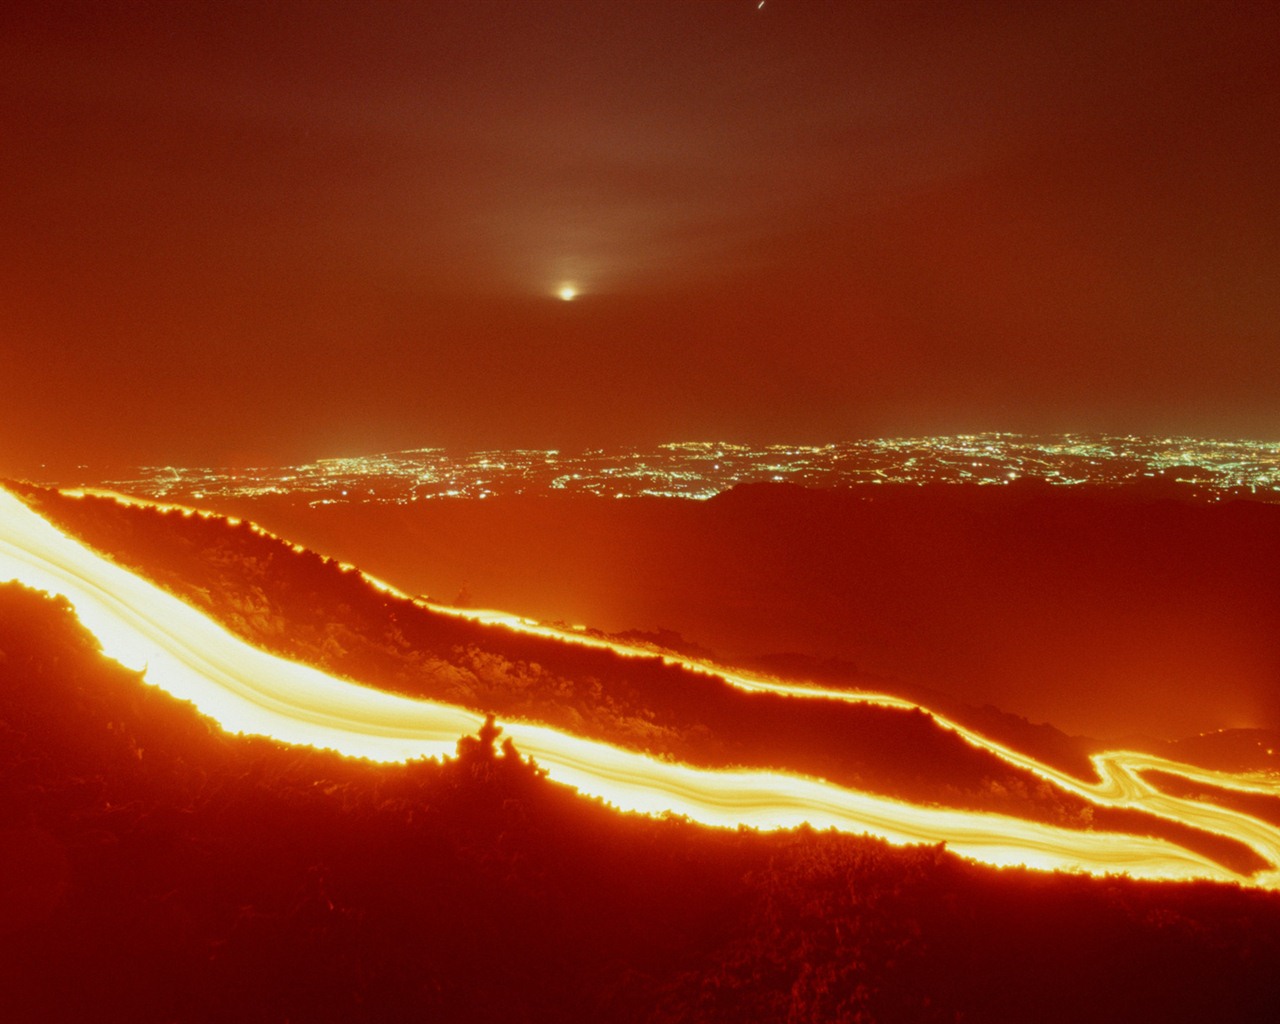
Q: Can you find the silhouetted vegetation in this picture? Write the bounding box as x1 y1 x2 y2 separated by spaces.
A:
2 580 1280 1023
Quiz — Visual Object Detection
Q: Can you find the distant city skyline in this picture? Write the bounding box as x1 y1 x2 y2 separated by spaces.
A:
48 433 1280 505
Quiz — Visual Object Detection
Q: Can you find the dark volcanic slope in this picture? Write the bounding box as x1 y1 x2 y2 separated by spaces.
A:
11 484 1097 825
10 483 1271 876
4 579 1280 1024
206 482 1280 740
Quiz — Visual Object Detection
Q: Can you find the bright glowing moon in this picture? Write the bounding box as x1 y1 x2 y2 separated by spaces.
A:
558 286 577 301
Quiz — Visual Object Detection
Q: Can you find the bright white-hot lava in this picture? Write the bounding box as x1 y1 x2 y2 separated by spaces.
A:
3 487 1279 887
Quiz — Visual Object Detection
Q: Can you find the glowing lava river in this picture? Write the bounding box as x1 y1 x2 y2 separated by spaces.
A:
3 486 1279 888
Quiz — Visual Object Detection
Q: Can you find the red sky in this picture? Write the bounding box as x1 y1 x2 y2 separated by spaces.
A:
2 0 1277 474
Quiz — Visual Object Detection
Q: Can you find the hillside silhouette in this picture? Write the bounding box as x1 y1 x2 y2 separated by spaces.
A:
197 481 1280 742
3 579 1280 1023
5 483 1244 860
7 482 1269 877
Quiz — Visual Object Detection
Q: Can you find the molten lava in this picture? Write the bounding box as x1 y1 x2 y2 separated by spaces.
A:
2 487 1278 887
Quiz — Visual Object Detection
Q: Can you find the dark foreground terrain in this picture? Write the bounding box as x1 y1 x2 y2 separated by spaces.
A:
3 579 1280 1023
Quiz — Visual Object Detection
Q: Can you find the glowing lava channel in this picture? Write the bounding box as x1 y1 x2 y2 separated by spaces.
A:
2 488 1278 887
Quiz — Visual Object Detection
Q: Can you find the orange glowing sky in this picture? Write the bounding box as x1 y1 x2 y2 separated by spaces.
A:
2 0 1278 475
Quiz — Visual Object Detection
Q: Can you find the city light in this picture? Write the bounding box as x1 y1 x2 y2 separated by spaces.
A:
45 434 1280 507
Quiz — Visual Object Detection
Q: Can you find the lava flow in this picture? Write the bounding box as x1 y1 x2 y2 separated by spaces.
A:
2 486 1278 887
